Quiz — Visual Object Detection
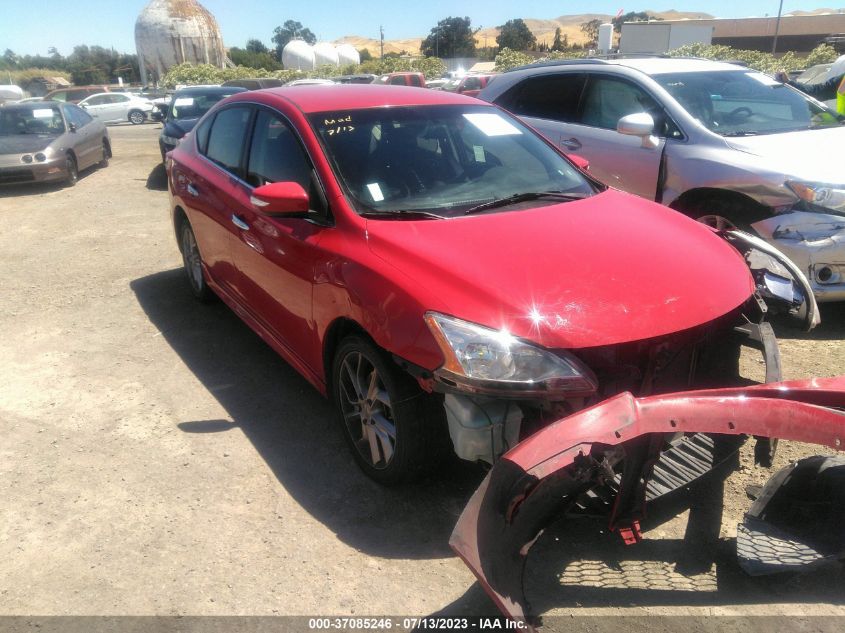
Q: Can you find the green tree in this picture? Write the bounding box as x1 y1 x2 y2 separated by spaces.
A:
420 17 477 58
229 47 282 71
245 39 269 54
496 19 536 52
611 11 655 33
580 19 602 47
272 20 317 60
358 48 373 62
551 27 567 51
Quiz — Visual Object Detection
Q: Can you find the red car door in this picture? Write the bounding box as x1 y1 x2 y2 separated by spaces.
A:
176 105 254 298
228 108 329 370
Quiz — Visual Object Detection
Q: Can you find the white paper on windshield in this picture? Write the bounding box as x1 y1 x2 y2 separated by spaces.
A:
747 72 780 87
463 113 521 136
174 97 195 107
32 109 54 118
473 145 486 162
366 183 385 202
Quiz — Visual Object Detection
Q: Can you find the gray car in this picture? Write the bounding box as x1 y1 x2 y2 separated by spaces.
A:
0 101 111 186
480 57 845 301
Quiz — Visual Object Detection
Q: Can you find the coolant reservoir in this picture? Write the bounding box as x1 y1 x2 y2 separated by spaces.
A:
444 394 522 464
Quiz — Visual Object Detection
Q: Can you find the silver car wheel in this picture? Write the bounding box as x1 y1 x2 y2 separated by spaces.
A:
337 351 397 470
128 110 145 125
697 214 738 231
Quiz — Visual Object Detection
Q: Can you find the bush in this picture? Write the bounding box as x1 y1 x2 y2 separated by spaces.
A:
667 43 838 74
160 55 449 87
494 48 533 71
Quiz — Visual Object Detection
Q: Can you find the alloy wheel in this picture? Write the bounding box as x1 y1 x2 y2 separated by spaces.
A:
337 351 397 470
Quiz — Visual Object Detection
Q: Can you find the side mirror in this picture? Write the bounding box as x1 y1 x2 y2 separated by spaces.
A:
617 112 659 149
565 153 590 171
250 181 309 215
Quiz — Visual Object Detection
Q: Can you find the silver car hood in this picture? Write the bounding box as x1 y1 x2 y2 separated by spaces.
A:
724 126 845 184
0 134 57 154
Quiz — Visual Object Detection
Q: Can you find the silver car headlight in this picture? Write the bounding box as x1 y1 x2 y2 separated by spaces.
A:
424 312 597 397
161 134 181 146
787 180 845 214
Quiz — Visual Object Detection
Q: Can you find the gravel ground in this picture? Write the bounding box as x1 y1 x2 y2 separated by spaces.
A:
0 124 843 629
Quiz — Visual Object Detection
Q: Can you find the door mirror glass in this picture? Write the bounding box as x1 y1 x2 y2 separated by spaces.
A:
250 181 309 215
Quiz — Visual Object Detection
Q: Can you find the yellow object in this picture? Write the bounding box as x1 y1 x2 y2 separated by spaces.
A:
838 76 845 115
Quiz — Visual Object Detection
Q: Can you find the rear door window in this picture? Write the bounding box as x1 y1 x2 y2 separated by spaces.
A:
204 106 252 177
500 73 586 122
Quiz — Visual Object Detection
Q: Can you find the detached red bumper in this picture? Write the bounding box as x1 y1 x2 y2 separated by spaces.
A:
450 377 845 625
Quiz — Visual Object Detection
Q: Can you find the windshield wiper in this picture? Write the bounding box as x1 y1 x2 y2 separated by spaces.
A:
464 191 589 215
721 130 759 137
360 209 447 220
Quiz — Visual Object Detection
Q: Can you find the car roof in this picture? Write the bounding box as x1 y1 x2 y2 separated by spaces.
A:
231 84 482 113
175 86 248 95
508 56 750 76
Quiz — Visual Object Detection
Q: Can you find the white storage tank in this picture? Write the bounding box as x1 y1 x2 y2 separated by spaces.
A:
282 40 315 71
313 42 340 67
336 44 361 67
135 0 227 86
598 23 614 53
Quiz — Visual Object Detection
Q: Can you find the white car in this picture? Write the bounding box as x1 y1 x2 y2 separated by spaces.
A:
77 92 154 125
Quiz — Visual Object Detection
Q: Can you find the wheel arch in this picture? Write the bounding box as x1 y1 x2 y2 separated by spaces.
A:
322 317 371 393
670 187 772 219
172 205 189 253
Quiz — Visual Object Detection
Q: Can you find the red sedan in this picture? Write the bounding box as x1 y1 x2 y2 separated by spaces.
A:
167 84 812 486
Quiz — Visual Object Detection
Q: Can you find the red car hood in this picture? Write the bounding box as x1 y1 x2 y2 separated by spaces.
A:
366 190 755 349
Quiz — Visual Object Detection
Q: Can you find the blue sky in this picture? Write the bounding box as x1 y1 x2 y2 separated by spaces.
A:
0 1 840 56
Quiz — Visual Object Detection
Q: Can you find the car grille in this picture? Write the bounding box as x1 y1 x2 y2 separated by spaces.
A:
0 168 35 184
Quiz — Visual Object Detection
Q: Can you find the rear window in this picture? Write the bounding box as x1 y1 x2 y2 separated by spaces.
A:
204 106 252 176
500 73 586 123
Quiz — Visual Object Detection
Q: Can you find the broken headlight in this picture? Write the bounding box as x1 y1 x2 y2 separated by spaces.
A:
786 180 845 215
424 312 597 397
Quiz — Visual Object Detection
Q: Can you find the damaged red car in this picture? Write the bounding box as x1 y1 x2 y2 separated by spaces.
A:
166 85 841 623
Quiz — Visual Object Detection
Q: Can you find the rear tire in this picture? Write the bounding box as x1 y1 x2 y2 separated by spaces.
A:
128 110 146 125
179 221 213 302
331 335 445 485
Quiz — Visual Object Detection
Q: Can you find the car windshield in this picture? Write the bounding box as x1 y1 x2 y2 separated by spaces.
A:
655 70 842 136
170 91 237 120
0 104 65 136
310 104 596 217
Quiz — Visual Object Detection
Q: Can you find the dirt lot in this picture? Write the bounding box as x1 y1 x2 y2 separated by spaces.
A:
1 124 844 628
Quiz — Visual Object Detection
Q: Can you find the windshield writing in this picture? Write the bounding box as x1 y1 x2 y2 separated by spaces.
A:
310 105 596 217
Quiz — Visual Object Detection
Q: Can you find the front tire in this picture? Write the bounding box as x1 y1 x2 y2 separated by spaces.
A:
128 110 146 125
180 221 213 302
332 335 442 485
98 140 110 168
64 154 78 187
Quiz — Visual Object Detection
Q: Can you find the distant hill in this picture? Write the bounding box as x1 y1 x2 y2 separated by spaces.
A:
335 10 716 55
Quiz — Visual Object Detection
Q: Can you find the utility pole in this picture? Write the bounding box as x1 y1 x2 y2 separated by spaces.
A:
772 0 784 54
380 25 384 59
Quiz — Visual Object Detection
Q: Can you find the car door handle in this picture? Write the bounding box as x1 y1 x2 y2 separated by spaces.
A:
561 137 582 151
231 214 250 231
186 183 199 197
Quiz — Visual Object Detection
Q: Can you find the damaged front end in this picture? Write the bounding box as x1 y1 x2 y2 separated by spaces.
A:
450 377 845 627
